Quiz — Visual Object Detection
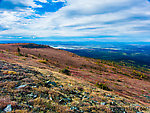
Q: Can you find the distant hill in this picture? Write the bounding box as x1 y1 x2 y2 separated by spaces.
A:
63 47 150 67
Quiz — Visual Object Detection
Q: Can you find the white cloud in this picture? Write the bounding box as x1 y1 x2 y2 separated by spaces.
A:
36 0 48 3
52 0 66 3
4 0 42 8
0 0 150 40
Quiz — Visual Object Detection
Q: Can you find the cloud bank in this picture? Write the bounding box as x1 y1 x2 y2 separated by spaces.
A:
0 0 150 41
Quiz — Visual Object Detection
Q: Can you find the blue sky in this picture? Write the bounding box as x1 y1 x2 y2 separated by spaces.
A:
0 0 150 42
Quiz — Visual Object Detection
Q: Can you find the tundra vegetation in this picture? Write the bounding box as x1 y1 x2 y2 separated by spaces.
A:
0 43 149 112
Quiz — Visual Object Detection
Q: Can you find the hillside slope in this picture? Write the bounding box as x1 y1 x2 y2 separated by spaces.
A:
0 43 149 112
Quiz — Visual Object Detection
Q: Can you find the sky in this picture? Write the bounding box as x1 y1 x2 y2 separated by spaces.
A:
0 0 150 42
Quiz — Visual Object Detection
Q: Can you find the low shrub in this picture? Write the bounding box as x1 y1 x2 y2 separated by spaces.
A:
95 82 112 91
61 68 71 75
117 80 122 82
16 53 23 56
38 60 47 64
25 54 28 57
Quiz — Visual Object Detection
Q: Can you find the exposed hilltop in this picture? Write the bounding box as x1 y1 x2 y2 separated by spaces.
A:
0 43 149 112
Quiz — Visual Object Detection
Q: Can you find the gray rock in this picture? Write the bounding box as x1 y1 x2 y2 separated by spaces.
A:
110 102 117 106
4 104 12 112
101 102 106 105
16 84 27 89
70 106 79 110
33 95 37 99
45 81 57 87
59 99 66 104
28 93 34 97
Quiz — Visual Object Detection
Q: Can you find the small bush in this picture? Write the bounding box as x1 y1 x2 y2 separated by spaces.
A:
38 60 47 64
38 54 41 58
61 68 71 75
89 70 94 73
117 80 122 82
16 52 23 56
17 47 20 53
25 54 28 57
7 71 17 75
95 82 112 91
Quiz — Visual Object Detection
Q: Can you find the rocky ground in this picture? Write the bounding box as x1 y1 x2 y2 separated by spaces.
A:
0 60 149 113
